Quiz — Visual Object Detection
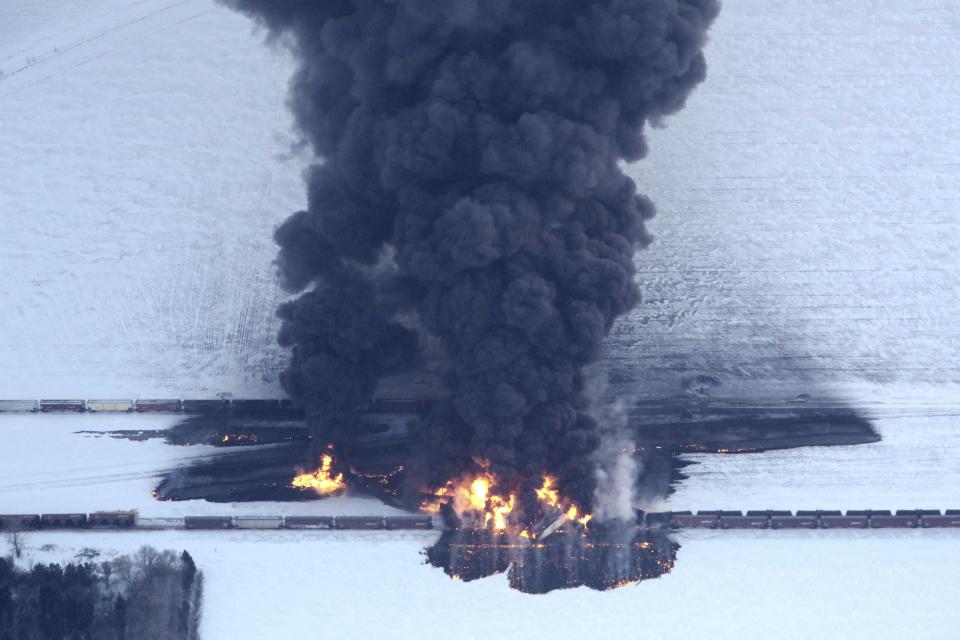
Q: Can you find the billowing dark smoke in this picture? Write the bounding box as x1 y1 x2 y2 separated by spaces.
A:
222 0 719 519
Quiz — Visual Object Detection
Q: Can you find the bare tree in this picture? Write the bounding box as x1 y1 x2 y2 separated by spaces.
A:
5 524 24 559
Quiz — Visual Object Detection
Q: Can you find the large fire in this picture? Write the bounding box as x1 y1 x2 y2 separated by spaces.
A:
291 451 345 495
422 472 592 537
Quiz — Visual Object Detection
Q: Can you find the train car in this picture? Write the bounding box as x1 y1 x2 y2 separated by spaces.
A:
181 399 230 414
771 511 818 529
89 511 136 528
39 399 86 413
0 400 38 412
921 510 960 528
0 514 41 530
86 400 134 412
847 510 892 528
135 399 182 413
739 510 793 529
184 516 233 530
235 516 284 529
871 510 917 528
643 512 673 528
898 509 940 522
820 510 868 528
796 510 843 525
137 517 185 529
719 511 766 529
691 511 722 528
284 516 335 529
335 516 384 530
384 516 433 530
231 399 282 415
671 511 721 528
41 513 89 528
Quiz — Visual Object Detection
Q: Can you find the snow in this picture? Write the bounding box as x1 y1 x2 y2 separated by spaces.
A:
0 413 408 517
3 1 960 637
665 407 960 512
1 0 302 398
1 0 960 404
7 529 959 640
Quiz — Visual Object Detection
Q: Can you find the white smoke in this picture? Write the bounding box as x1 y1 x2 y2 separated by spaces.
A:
586 368 640 523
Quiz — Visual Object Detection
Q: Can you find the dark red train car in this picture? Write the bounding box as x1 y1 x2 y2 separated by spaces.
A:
741 510 793 529
385 516 433 530
671 511 720 528
719 511 767 529
335 516 384 530
690 511 723 528
39 400 86 412
820 510 869 529
184 516 233 530
869 510 917 528
797 509 848 529
89 511 136 528
41 513 89 528
135 399 182 413
847 510 893 528
0 514 41 530
771 511 817 529
920 510 960 528
643 512 674 528
284 516 335 529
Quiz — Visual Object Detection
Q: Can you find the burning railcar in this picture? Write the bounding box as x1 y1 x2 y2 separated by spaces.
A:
426 522 679 595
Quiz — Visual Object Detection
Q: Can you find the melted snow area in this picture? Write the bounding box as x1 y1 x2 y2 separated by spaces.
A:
2 1 960 638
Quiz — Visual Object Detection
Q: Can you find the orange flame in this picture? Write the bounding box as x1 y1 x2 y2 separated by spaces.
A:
292 451 345 495
423 472 593 535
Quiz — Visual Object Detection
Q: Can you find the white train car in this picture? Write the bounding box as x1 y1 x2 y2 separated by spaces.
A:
137 517 186 529
235 516 284 530
0 400 38 412
86 400 134 412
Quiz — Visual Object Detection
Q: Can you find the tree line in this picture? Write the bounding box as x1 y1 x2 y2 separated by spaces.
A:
0 546 202 640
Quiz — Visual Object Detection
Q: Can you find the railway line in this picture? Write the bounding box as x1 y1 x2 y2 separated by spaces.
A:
0 398 435 414
3 510 959 533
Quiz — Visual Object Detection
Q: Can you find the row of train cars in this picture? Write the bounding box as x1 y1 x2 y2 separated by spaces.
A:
645 509 960 529
0 398 431 415
0 398 296 414
2 510 959 532
0 513 434 531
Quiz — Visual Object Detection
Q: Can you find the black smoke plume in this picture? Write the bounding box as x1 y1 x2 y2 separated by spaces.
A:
223 0 719 518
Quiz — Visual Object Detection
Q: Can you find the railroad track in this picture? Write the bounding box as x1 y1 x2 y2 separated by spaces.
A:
3 510 959 533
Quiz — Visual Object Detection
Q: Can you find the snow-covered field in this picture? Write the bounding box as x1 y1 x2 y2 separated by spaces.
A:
666 406 960 511
2 0 959 404
3 1 960 638
0 413 407 517
6 529 959 640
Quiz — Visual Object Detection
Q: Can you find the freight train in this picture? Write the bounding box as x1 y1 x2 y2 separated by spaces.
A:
0 399 288 414
0 513 434 531
643 509 960 529
3 510 959 532
0 398 430 422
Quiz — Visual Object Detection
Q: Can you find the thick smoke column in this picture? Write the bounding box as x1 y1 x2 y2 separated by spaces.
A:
223 0 719 518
